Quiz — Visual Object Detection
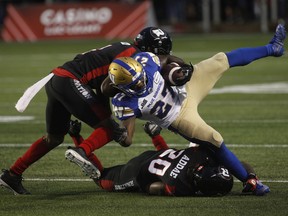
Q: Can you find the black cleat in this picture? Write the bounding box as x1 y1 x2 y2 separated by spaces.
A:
0 169 31 195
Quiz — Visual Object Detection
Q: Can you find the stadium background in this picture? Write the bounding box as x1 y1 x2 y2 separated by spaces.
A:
0 1 288 216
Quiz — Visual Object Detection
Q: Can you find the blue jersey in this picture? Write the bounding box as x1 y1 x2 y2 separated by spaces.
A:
112 52 186 128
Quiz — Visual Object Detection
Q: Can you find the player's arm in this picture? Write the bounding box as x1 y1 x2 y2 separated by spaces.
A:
148 182 176 196
101 76 120 97
158 54 186 68
148 182 166 196
158 54 193 87
118 116 136 147
143 121 169 150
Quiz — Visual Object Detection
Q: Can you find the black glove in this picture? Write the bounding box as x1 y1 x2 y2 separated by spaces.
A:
110 119 128 146
68 120 82 137
143 121 162 138
175 62 193 86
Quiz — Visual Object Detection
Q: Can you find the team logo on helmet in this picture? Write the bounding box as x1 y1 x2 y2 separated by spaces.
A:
109 57 147 97
188 164 234 196
134 27 172 55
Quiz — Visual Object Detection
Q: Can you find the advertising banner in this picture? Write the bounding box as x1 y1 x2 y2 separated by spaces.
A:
2 1 154 42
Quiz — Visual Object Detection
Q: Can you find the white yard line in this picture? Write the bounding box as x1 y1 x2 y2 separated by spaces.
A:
1 143 288 148
211 82 288 94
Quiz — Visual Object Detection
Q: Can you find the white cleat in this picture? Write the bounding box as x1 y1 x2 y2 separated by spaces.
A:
65 147 101 179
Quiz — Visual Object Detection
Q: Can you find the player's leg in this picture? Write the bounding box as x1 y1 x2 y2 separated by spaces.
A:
68 120 104 171
171 108 269 195
185 52 229 105
97 151 157 192
227 24 285 67
0 76 70 195
96 165 123 191
56 78 113 178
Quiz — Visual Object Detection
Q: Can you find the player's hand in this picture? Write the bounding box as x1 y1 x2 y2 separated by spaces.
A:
113 127 128 146
143 121 162 138
110 119 128 146
68 119 82 137
175 63 193 86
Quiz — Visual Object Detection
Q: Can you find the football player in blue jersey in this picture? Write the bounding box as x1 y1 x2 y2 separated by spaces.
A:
65 24 285 196
102 24 285 196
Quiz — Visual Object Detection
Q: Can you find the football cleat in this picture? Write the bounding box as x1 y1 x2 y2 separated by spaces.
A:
0 169 31 195
242 173 270 196
267 24 286 57
65 147 101 179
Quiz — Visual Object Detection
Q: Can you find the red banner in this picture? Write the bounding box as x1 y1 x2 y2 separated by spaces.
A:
2 1 154 42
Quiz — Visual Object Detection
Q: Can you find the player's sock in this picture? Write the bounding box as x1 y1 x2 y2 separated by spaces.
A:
70 132 103 171
97 178 114 191
215 143 248 182
88 154 103 172
79 127 113 156
10 137 50 175
71 135 84 147
152 135 169 150
226 46 269 67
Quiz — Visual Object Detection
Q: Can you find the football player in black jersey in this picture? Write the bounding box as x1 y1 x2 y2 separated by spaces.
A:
67 120 262 197
95 122 234 196
0 27 183 195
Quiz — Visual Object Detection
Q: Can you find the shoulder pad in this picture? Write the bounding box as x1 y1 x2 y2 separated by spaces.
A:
112 105 134 120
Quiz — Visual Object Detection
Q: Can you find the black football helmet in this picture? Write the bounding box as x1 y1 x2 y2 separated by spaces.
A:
190 164 234 196
133 27 172 55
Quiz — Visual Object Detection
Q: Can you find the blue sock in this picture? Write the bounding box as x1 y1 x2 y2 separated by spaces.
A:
226 46 269 67
215 143 248 182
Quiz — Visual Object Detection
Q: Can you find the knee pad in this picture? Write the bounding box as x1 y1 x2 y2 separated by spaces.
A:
176 118 223 148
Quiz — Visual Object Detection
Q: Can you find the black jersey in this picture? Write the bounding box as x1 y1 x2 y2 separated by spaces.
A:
98 147 215 196
46 42 139 132
52 42 139 94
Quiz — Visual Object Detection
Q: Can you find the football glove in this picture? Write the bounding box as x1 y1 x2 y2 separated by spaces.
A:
110 119 128 147
68 120 82 137
143 121 162 138
174 62 193 86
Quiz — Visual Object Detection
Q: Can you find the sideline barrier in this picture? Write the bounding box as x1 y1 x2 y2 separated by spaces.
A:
2 1 154 42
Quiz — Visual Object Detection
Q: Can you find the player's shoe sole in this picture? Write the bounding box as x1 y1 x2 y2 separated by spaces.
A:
65 148 101 179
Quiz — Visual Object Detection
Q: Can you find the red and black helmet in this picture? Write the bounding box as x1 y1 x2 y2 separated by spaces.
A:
134 27 172 55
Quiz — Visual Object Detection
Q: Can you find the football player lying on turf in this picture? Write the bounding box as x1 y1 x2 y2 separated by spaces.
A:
96 122 234 196
68 121 259 196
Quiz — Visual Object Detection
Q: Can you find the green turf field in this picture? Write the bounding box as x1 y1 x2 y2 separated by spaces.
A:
0 33 288 216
